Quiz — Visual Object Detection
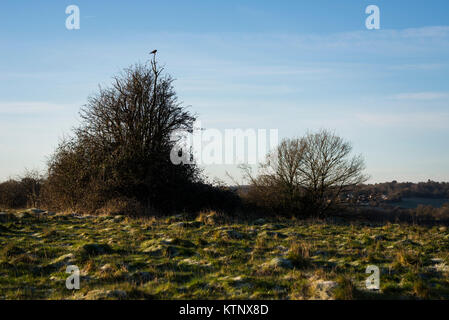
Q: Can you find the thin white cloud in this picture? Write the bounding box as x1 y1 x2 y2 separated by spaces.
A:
392 92 449 100
271 26 449 54
388 63 445 71
356 112 449 129
399 26 449 38
178 79 301 95
0 102 78 115
140 25 449 65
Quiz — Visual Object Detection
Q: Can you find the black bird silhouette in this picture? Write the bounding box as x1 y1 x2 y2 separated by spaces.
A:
150 49 157 54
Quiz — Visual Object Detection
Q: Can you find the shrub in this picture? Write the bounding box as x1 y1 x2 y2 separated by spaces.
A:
0 180 27 209
0 170 44 209
196 210 228 225
43 61 200 215
334 276 357 300
413 279 431 299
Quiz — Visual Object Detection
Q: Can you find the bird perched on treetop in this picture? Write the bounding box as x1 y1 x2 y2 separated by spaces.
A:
150 49 157 54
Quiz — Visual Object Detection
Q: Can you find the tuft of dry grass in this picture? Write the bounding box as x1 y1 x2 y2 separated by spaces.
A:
334 276 357 300
82 259 96 274
392 249 420 270
196 210 228 225
96 197 144 217
287 241 312 268
413 279 430 299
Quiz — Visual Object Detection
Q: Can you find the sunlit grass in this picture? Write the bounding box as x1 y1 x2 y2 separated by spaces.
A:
0 210 448 299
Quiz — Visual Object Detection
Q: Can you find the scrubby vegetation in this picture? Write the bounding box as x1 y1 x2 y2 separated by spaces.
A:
0 209 448 300
0 170 43 209
356 180 449 200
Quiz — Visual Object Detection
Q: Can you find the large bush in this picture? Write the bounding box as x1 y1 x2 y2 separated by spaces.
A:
43 60 201 215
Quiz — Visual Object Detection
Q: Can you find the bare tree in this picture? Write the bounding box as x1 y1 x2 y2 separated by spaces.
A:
242 130 368 216
240 139 304 211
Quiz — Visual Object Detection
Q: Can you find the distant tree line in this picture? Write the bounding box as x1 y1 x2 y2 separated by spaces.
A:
0 170 43 209
345 203 449 224
354 181 449 200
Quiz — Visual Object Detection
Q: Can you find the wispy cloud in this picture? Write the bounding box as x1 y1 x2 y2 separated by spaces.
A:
388 63 446 71
392 92 449 100
179 81 300 95
143 25 449 66
0 102 78 115
356 112 449 129
270 26 449 56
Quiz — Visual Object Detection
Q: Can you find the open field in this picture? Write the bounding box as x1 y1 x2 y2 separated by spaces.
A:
0 209 448 300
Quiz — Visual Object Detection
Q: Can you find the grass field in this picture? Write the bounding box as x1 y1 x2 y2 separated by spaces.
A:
0 209 448 300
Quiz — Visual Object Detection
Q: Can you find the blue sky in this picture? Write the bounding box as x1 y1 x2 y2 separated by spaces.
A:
0 0 448 183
